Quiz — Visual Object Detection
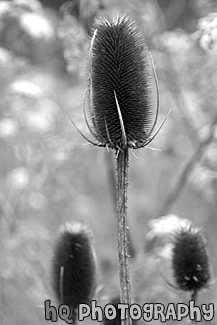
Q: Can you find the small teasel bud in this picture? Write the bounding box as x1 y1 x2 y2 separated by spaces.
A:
51 222 96 310
85 15 161 150
172 225 211 300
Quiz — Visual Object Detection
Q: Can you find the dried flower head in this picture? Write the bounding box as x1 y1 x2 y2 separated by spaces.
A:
74 15 163 151
172 225 211 300
51 222 96 309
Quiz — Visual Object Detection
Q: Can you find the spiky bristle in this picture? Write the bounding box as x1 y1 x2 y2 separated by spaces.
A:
88 15 154 150
172 226 210 298
51 222 96 308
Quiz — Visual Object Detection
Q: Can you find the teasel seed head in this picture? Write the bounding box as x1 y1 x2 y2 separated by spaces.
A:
77 15 163 151
172 225 211 300
51 222 96 309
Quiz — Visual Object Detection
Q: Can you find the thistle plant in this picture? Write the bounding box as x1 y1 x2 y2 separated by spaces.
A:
51 222 96 321
172 224 211 302
72 15 163 325
138 214 212 324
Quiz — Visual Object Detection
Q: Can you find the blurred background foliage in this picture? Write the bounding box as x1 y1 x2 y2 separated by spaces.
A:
0 0 217 324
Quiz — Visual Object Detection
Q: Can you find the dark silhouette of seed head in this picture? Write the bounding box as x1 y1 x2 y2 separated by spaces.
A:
82 15 161 150
51 222 96 309
172 226 211 300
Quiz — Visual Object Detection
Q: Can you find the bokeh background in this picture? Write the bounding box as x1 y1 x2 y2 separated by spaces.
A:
0 0 217 324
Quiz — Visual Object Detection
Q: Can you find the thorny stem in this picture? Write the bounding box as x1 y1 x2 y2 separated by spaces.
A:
116 148 132 325
105 151 136 258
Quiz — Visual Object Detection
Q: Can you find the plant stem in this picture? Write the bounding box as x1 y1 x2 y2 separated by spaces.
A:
116 148 131 325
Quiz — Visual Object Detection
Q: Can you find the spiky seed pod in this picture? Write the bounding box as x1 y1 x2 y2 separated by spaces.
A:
172 226 211 300
85 15 159 150
51 222 96 309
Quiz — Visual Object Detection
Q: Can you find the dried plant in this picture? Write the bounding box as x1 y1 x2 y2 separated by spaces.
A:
71 15 162 325
51 222 96 321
